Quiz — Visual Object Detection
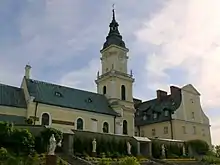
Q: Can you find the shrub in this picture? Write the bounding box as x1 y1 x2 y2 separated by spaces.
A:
73 134 135 157
186 139 209 155
201 155 220 164
152 141 161 158
97 158 110 165
119 156 140 165
166 143 182 158
10 128 35 154
39 128 63 152
0 147 9 161
0 122 13 147
25 118 34 125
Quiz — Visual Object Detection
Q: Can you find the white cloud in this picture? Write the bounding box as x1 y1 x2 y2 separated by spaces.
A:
0 0 104 86
136 0 220 109
59 59 100 92
135 0 220 144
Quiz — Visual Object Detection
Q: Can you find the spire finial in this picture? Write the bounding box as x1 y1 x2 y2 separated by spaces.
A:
101 4 127 51
112 3 115 10
112 4 115 20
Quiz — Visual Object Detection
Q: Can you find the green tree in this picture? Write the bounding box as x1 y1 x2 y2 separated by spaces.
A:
25 118 34 125
215 145 220 157
0 122 13 147
10 128 35 154
40 128 63 152
186 139 209 155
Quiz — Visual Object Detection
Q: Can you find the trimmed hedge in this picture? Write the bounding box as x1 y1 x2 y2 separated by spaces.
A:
73 130 137 157
151 139 186 159
186 139 209 155
35 127 63 153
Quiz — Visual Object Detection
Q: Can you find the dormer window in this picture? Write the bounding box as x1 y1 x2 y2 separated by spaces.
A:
164 110 169 117
88 98 92 103
55 92 62 97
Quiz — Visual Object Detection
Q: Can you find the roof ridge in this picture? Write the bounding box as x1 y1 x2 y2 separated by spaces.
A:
0 83 22 90
27 78 104 96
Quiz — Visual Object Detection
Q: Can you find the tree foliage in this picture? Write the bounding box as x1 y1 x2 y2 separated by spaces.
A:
186 139 209 155
215 145 220 157
35 127 63 153
0 122 35 155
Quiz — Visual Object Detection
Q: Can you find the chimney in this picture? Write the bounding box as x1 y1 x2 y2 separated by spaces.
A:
25 64 31 79
156 90 167 100
170 86 180 96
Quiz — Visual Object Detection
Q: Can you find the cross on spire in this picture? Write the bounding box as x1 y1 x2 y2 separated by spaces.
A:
112 3 115 10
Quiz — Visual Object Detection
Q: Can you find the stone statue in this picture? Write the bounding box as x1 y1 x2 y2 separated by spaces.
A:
92 138 97 153
48 134 57 155
127 141 132 155
161 144 166 158
48 134 62 155
97 71 99 78
130 69 133 77
182 145 186 156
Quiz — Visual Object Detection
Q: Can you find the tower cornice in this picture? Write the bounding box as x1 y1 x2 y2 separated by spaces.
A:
100 44 129 54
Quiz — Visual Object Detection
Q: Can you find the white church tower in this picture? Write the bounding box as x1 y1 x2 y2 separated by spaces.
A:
95 8 135 136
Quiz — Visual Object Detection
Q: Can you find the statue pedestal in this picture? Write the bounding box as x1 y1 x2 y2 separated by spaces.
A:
46 155 57 165
91 152 97 157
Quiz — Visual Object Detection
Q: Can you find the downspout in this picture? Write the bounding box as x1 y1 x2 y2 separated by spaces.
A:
114 116 116 134
169 110 174 139
138 126 140 137
34 102 39 125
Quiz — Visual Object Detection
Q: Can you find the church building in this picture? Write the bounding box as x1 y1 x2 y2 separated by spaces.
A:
0 9 212 146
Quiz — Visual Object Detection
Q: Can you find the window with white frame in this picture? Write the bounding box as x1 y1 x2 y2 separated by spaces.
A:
152 128 156 136
182 126 186 134
193 126 196 134
164 126 168 134
164 110 169 117
76 118 84 130
41 113 51 126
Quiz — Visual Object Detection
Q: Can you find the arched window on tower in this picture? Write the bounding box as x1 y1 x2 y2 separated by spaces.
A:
123 120 128 135
76 118 84 130
41 113 50 126
121 85 126 100
103 122 109 133
103 86 107 94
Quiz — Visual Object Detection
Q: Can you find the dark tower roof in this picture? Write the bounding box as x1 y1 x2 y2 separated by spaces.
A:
101 9 127 51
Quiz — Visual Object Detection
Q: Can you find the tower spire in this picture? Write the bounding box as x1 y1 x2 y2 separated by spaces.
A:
112 4 116 21
101 6 127 51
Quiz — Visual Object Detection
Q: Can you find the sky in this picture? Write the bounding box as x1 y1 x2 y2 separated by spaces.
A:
0 0 220 145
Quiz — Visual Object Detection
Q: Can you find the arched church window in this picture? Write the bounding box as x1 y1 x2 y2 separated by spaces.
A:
103 122 109 133
41 113 50 126
103 86 106 94
76 118 83 130
123 120 128 135
121 85 126 100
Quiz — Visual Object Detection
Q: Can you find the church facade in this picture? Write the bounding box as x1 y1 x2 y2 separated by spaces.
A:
0 10 211 146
